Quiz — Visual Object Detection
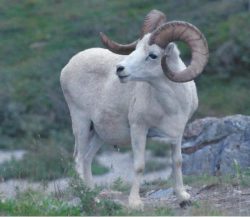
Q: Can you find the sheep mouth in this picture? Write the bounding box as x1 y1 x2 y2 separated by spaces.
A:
118 74 129 79
118 74 130 83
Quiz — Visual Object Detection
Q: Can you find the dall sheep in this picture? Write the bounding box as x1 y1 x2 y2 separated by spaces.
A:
60 10 209 209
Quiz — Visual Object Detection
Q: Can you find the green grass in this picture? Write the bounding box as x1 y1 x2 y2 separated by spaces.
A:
185 172 250 188
4 172 250 216
196 76 250 117
1 0 250 182
110 177 130 193
92 159 110 176
0 146 72 181
0 175 176 216
0 185 224 216
0 191 175 216
5 170 250 216
141 170 250 194
1 0 250 141
0 177 225 216
0 175 123 216
146 141 171 157
69 176 123 216
145 159 166 173
190 201 223 216
0 146 109 181
1 2 250 214
232 161 250 187
0 190 81 216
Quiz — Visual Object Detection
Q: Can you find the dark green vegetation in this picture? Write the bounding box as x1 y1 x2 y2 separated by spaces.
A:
0 190 82 216
0 154 108 181
0 191 172 216
1 0 250 180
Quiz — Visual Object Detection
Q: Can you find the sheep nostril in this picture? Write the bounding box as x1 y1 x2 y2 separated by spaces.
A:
116 65 124 74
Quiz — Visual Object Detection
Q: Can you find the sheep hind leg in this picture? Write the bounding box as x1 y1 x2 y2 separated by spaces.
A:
81 132 103 188
74 128 103 188
71 109 102 188
72 116 92 186
171 139 191 208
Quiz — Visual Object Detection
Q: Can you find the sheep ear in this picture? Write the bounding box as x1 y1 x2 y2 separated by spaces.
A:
164 43 176 56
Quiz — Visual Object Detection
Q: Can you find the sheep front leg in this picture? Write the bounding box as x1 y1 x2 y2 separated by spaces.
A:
128 125 147 210
171 139 191 208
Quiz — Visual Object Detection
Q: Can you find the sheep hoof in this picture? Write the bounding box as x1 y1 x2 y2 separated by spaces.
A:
179 200 192 209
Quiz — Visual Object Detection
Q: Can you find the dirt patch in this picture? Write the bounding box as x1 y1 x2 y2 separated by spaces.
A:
99 184 250 216
190 184 250 216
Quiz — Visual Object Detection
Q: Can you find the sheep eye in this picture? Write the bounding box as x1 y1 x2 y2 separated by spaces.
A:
148 53 158 59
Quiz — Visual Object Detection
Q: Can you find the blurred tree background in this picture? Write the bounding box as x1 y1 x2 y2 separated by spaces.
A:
0 0 250 180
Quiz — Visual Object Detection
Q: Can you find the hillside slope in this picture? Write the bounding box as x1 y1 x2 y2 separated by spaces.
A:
0 0 250 180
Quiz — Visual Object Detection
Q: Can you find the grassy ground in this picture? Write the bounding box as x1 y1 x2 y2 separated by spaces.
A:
1 0 250 182
1 171 250 216
0 175 173 216
1 1 250 215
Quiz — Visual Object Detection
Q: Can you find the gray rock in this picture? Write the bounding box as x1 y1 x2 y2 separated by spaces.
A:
182 115 250 175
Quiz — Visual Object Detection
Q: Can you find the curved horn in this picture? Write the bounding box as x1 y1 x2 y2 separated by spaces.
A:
141 9 166 37
150 21 209 82
100 32 138 55
100 10 166 55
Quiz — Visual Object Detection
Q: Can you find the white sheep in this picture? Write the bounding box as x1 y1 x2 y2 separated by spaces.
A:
60 10 208 209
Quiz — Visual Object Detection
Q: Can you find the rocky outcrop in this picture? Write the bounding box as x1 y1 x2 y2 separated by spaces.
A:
182 115 250 175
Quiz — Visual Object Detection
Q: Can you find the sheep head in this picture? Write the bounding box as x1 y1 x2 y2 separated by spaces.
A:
100 10 209 83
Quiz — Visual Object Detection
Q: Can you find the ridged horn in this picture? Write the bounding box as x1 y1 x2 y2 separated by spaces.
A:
100 32 138 55
150 21 209 82
141 9 166 37
100 9 167 55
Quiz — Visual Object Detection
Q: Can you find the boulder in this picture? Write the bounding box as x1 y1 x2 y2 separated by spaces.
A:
182 115 250 175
